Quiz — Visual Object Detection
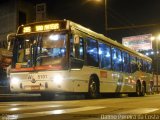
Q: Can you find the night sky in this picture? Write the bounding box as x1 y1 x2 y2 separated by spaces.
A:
32 0 160 42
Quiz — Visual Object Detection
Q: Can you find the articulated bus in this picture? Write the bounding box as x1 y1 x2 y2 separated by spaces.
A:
8 20 153 98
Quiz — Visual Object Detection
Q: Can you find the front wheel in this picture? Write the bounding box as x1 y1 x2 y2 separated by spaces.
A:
88 78 100 99
128 82 141 97
135 82 141 96
140 83 146 96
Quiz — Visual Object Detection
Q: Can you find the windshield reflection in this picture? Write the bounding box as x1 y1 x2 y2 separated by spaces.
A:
14 32 67 69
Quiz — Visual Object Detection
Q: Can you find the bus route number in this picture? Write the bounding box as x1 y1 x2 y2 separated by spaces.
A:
38 75 48 80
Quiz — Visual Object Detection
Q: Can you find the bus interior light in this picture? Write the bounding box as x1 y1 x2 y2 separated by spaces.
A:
25 39 30 42
49 34 59 41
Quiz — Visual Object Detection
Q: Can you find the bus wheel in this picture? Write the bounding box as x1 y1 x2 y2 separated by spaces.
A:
136 82 141 96
88 77 99 99
141 83 146 96
40 92 55 100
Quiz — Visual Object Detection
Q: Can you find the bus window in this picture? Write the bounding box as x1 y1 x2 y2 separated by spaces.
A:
130 56 137 73
17 39 25 63
86 38 98 67
70 35 74 57
111 47 122 71
140 59 143 71
70 35 84 60
122 52 130 73
14 33 67 67
79 38 84 60
143 61 147 72
39 33 67 66
137 58 143 71
74 37 84 59
147 62 152 73
99 42 111 69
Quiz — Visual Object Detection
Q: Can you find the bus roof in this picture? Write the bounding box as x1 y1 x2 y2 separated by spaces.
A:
18 19 152 62
68 20 152 62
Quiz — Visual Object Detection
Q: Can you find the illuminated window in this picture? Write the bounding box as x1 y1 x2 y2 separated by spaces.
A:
111 47 122 71
130 56 137 73
122 52 130 73
69 35 84 60
147 62 152 73
99 42 111 69
86 38 98 67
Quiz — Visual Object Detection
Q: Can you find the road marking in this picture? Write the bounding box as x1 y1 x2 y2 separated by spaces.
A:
0 105 63 114
0 106 105 119
119 108 159 114
9 105 63 111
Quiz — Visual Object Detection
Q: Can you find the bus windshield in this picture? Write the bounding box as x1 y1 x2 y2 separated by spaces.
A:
13 32 68 69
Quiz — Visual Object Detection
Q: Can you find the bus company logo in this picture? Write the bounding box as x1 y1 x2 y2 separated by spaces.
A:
28 75 36 83
31 78 36 83
28 75 33 80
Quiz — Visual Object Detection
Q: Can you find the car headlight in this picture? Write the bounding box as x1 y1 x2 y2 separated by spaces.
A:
53 74 63 84
11 77 20 84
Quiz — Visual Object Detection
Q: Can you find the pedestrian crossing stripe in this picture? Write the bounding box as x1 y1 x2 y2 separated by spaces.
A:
119 108 159 114
1 106 105 119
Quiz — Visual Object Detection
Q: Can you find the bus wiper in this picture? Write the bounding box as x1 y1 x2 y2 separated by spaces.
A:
36 54 49 61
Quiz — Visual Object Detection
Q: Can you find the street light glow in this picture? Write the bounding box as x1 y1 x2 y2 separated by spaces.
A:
157 35 160 40
151 51 154 55
150 36 155 41
145 52 149 56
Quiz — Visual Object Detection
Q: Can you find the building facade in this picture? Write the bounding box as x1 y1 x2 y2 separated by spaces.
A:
0 0 35 48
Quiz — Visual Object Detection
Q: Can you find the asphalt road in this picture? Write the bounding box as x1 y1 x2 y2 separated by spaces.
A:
0 94 160 120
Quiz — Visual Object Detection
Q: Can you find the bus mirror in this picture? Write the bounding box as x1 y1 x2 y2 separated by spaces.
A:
73 35 80 44
70 58 84 70
7 33 16 51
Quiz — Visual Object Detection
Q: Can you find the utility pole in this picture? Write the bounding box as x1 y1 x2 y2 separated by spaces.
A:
104 0 107 35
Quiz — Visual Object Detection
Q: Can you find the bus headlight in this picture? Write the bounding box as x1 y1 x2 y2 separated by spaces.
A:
53 74 63 84
11 77 20 84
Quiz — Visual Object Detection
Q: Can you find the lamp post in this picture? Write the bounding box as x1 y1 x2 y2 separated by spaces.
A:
93 0 107 34
151 35 160 93
104 0 107 35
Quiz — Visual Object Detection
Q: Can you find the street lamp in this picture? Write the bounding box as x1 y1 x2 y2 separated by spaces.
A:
104 0 107 35
92 0 107 34
151 35 160 93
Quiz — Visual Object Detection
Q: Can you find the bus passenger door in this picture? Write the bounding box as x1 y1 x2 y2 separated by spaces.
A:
69 34 87 92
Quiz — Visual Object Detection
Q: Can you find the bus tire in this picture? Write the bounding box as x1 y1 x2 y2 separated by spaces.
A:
140 82 146 96
128 81 141 97
135 81 141 96
88 76 100 99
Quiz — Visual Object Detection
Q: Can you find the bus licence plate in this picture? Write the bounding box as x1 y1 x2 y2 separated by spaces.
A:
31 86 40 90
